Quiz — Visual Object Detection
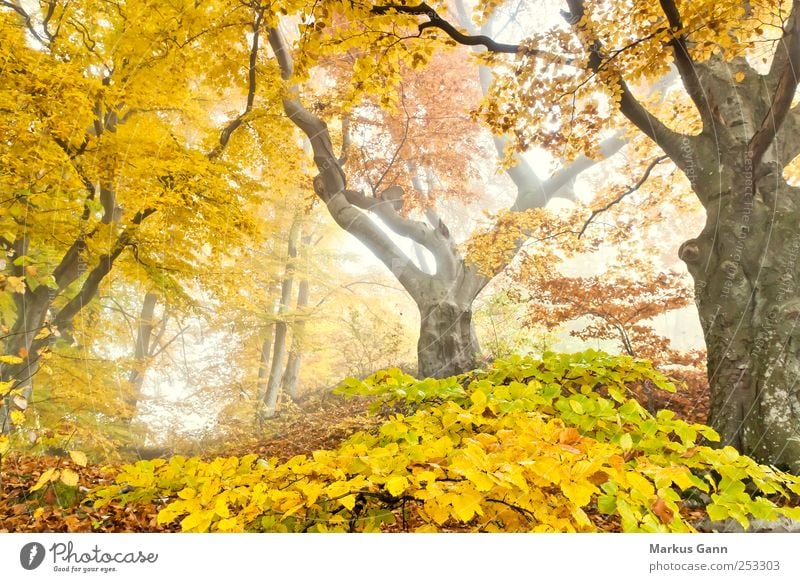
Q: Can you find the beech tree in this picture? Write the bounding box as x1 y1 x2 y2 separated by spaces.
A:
364 0 800 468
0 0 293 434
261 5 639 380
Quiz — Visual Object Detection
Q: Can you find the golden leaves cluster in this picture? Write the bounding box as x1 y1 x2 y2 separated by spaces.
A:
91 352 800 532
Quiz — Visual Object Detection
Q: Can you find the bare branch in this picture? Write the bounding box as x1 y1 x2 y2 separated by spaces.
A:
578 155 670 238
372 3 519 53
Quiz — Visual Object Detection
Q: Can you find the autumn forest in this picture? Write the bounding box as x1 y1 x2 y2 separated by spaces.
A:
2 0 800 534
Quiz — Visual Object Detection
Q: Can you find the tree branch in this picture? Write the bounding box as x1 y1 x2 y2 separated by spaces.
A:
564 0 685 160
0 0 48 46
578 155 670 238
267 26 428 296
372 3 520 54
657 0 712 126
209 8 264 160
749 0 800 167
513 135 628 211
52 208 157 333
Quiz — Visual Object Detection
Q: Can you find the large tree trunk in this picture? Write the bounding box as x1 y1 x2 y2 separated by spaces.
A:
417 300 479 378
414 266 486 378
682 168 800 472
268 25 610 385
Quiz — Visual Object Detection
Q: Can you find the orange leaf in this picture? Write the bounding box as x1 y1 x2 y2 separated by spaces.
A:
558 427 581 445
651 497 674 524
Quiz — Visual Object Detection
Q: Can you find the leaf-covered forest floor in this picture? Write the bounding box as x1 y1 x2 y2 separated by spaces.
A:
0 373 713 533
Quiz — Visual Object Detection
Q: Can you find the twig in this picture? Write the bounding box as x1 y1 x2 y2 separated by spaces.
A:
578 155 669 238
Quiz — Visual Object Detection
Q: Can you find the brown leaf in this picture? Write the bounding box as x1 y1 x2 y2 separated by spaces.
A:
651 497 674 524
42 487 58 506
587 471 609 486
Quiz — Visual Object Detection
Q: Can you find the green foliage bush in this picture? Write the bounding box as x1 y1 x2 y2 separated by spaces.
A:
91 351 800 532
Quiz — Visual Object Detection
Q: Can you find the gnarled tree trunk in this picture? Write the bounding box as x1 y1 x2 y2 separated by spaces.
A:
682 166 800 471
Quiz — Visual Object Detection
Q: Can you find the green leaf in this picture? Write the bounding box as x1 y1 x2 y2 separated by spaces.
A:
706 503 728 521
597 495 617 514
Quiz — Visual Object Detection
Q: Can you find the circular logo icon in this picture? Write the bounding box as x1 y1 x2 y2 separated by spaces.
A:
20 542 46 570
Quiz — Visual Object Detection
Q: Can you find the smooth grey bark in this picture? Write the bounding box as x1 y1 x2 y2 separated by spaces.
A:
125 291 159 418
281 270 310 401
673 56 800 470
260 220 301 419
280 231 313 401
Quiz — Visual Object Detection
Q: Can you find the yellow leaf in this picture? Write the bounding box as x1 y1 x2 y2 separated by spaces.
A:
424 498 450 525
180 509 214 532
178 487 196 500
340 494 356 510
561 480 596 507
451 488 483 522
0 436 9 456
33 507 45 520
463 468 494 492
300 481 324 506
216 517 239 532
0 355 23 365
60 468 79 487
214 497 230 518
69 450 88 467
5 276 25 294
0 380 13 397
470 390 487 413
734 71 745 82
10 410 25 425
619 433 633 451
626 472 655 497
31 468 57 492
385 475 409 497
